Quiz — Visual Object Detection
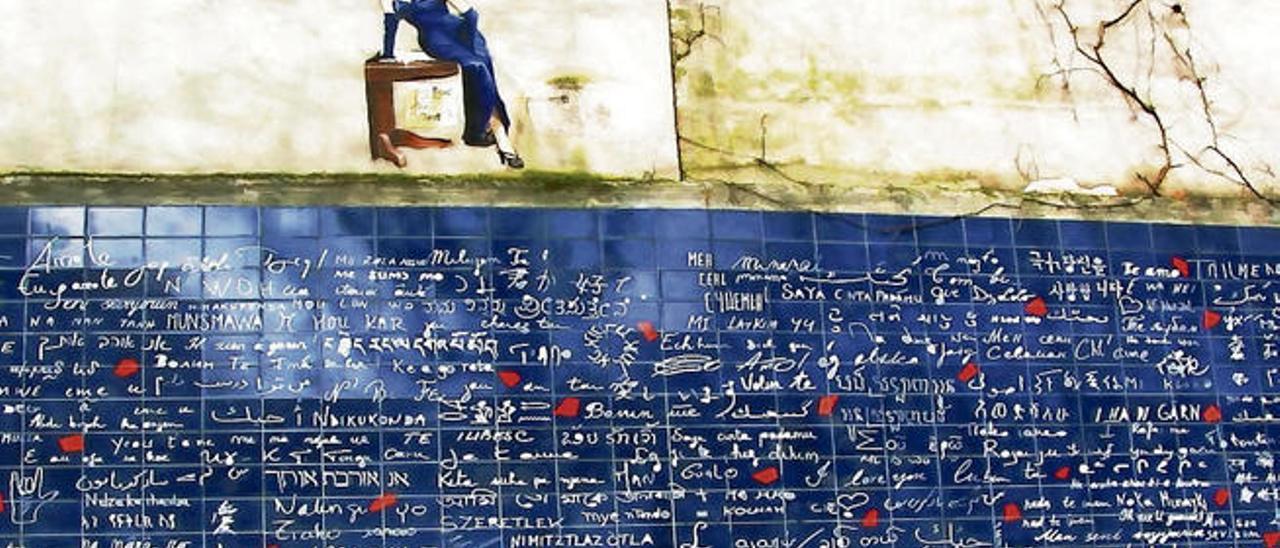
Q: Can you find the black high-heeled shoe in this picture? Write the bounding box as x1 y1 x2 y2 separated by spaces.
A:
497 150 524 169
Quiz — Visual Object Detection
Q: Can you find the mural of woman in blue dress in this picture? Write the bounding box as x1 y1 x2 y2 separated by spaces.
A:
379 0 523 168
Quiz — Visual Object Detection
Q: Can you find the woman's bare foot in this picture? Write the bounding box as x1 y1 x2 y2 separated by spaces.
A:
378 133 407 168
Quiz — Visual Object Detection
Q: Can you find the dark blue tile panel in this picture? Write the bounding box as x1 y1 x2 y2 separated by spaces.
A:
0 205 1267 548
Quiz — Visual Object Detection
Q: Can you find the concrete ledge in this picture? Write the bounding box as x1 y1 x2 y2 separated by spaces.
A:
1 171 1277 227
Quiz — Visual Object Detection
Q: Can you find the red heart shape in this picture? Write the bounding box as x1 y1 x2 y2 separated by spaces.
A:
861 508 880 528
1053 466 1071 481
1202 404 1223 424
58 434 84 454
752 466 780 486
1213 487 1230 507
554 397 582 418
1002 502 1022 523
497 371 522 388
637 321 660 343
1024 297 1048 317
1266 531 1280 548
1203 310 1222 330
956 362 980 383
817 395 840 417
113 358 140 378
368 493 398 513
1171 256 1190 277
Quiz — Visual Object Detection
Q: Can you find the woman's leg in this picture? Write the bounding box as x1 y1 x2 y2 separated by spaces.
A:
490 114 514 153
451 55 522 166
421 25 511 144
421 29 519 165
456 58 502 144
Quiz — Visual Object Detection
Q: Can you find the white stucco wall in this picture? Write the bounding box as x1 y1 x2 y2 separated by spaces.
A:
0 0 680 177
676 0 1280 194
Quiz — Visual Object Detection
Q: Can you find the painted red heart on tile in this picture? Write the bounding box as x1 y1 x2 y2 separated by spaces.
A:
1213 487 1230 507
368 493 398 513
58 434 84 454
957 362 980 383
554 397 582 418
1002 502 1022 523
1203 310 1222 330
1202 404 1223 424
1171 256 1190 277
861 508 880 528
636 321 660 342
1024 297 1048 317
1265 531 1280 548
817 395 840 417
752 466 779 486
113 357 140 378
497 371 522 388
1053 466 1071 481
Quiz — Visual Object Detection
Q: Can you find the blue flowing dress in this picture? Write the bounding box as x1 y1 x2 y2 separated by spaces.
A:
383 0 510 145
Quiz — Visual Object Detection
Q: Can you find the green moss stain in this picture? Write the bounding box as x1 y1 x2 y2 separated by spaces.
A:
671 3 880 172
566 147 590 172
805 56 822 96
690 70 717 99
990 65 1058 103
917 97 945 111
547 74 591 92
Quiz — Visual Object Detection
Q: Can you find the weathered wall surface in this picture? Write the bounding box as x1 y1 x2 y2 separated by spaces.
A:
0 0 679 177
3 0 1279 224
673 0 1280 201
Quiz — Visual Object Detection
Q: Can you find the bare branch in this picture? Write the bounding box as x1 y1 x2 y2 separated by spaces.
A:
1100 0 1144 31
1049 0 1176 195
1159 14 1280 203
1040 0 1278 204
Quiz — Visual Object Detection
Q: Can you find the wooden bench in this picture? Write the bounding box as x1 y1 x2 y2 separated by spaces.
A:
365 59 461 167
